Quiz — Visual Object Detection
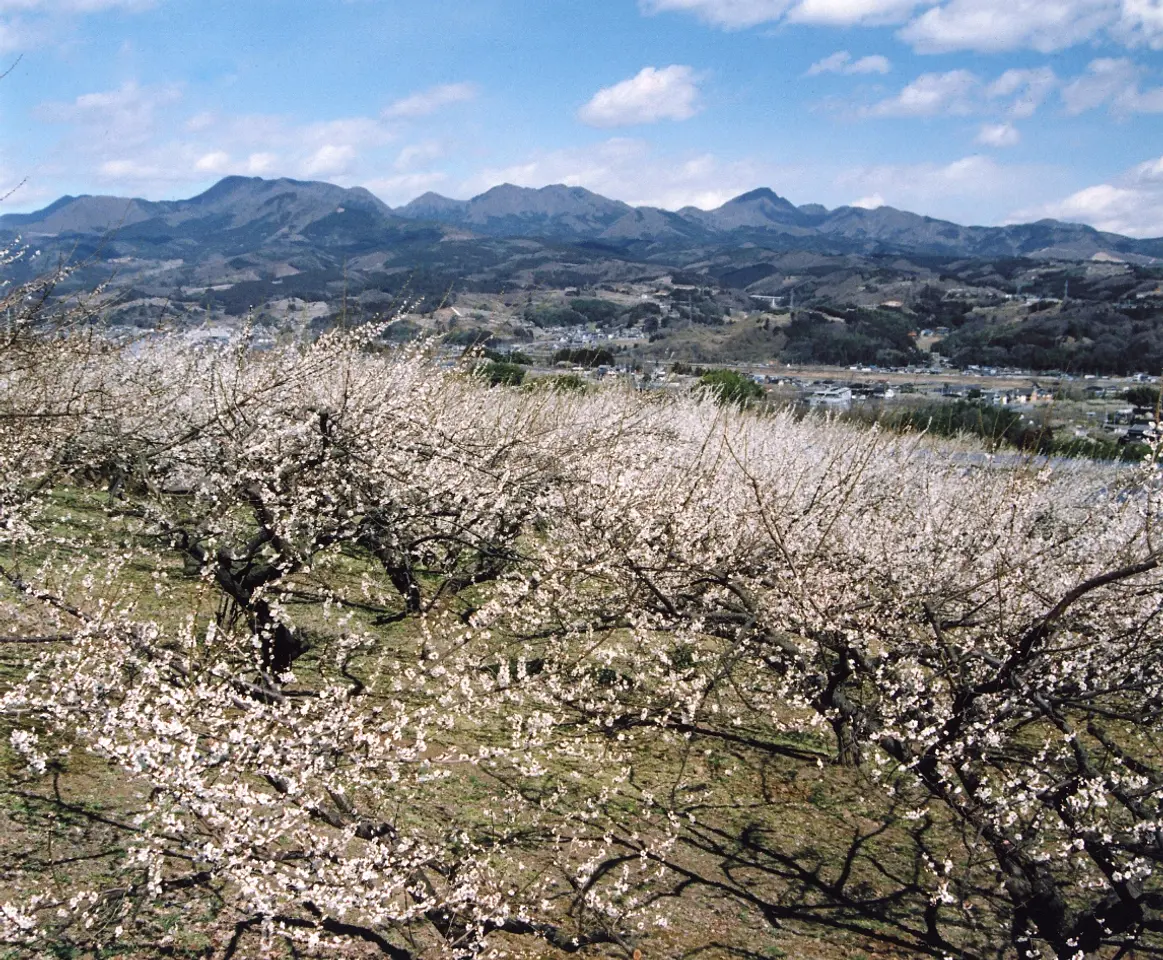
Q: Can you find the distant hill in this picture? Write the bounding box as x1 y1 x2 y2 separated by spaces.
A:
682 187 810 233
1 176 402 251
395 191 469 221
5 175 1162 263
396 184 632 239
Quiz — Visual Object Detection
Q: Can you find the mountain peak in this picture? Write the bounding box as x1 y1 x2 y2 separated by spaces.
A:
695 187 806 231
728 187 788 205
411 191 457 203
395 191 469 221
179 176 393 223
463 182 630 226
189 175 271 204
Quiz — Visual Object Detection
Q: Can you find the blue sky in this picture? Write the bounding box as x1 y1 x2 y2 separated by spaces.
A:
1 0 1163 234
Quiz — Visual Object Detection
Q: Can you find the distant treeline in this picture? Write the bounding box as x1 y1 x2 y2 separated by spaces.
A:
845 399 1150 462
933 303 1163 376
553 347 615 368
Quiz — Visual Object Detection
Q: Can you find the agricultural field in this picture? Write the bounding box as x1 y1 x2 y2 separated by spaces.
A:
1 268 1162 960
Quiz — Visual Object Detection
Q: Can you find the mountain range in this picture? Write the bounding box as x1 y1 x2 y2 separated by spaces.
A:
5 175 1163 378
3 175 1161 263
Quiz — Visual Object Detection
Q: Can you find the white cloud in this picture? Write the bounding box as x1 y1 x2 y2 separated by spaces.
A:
35 80 182 146
860 66 1058 121
867 69 978 116
302 116 394 150
25 70 413 197
788 0 927 22
394 141 444 170
1061 57 1163 114
302 143 358 178
194 150 230 173
97 157 168 182
184 111 216 133
640 0 795 28
357 136 1071 229
578 65 703 127
1134 155 1163 180
364 171 450 205
0 16 46 51
807 51 850 74
1035 184 1143 226
382 82 477 120
835 154 1059 223
807 50 891 74
642 0 928 27
0 0 157 53
897 0 1163 53
244 152 277 175
450 141 1061 227
1012 161 1163 236
179 113 392 160
1114 0 1163 48
457 137 793 210
86 141 286 190
899 0 1114 52
976 122 1021 146
29 78 406 196
851 192 886 208
81 141 285 193
189 151 275 177
1009 154 1163 236
987 66 1057 118
1062 57 1136 112
645 0 1163 51
848 53 892 73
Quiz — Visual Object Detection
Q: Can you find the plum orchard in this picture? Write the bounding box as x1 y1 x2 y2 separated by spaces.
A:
0 271 1161 959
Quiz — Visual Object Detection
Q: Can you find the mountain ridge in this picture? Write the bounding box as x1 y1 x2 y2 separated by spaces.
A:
2 175 1161 263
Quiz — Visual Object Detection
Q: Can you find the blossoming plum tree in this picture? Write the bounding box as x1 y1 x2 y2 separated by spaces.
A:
0 277 1160 959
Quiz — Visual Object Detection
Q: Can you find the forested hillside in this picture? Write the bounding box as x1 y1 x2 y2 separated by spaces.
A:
935 300 1163 374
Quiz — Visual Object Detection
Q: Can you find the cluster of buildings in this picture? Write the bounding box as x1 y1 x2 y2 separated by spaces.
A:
1104 407 1161 445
